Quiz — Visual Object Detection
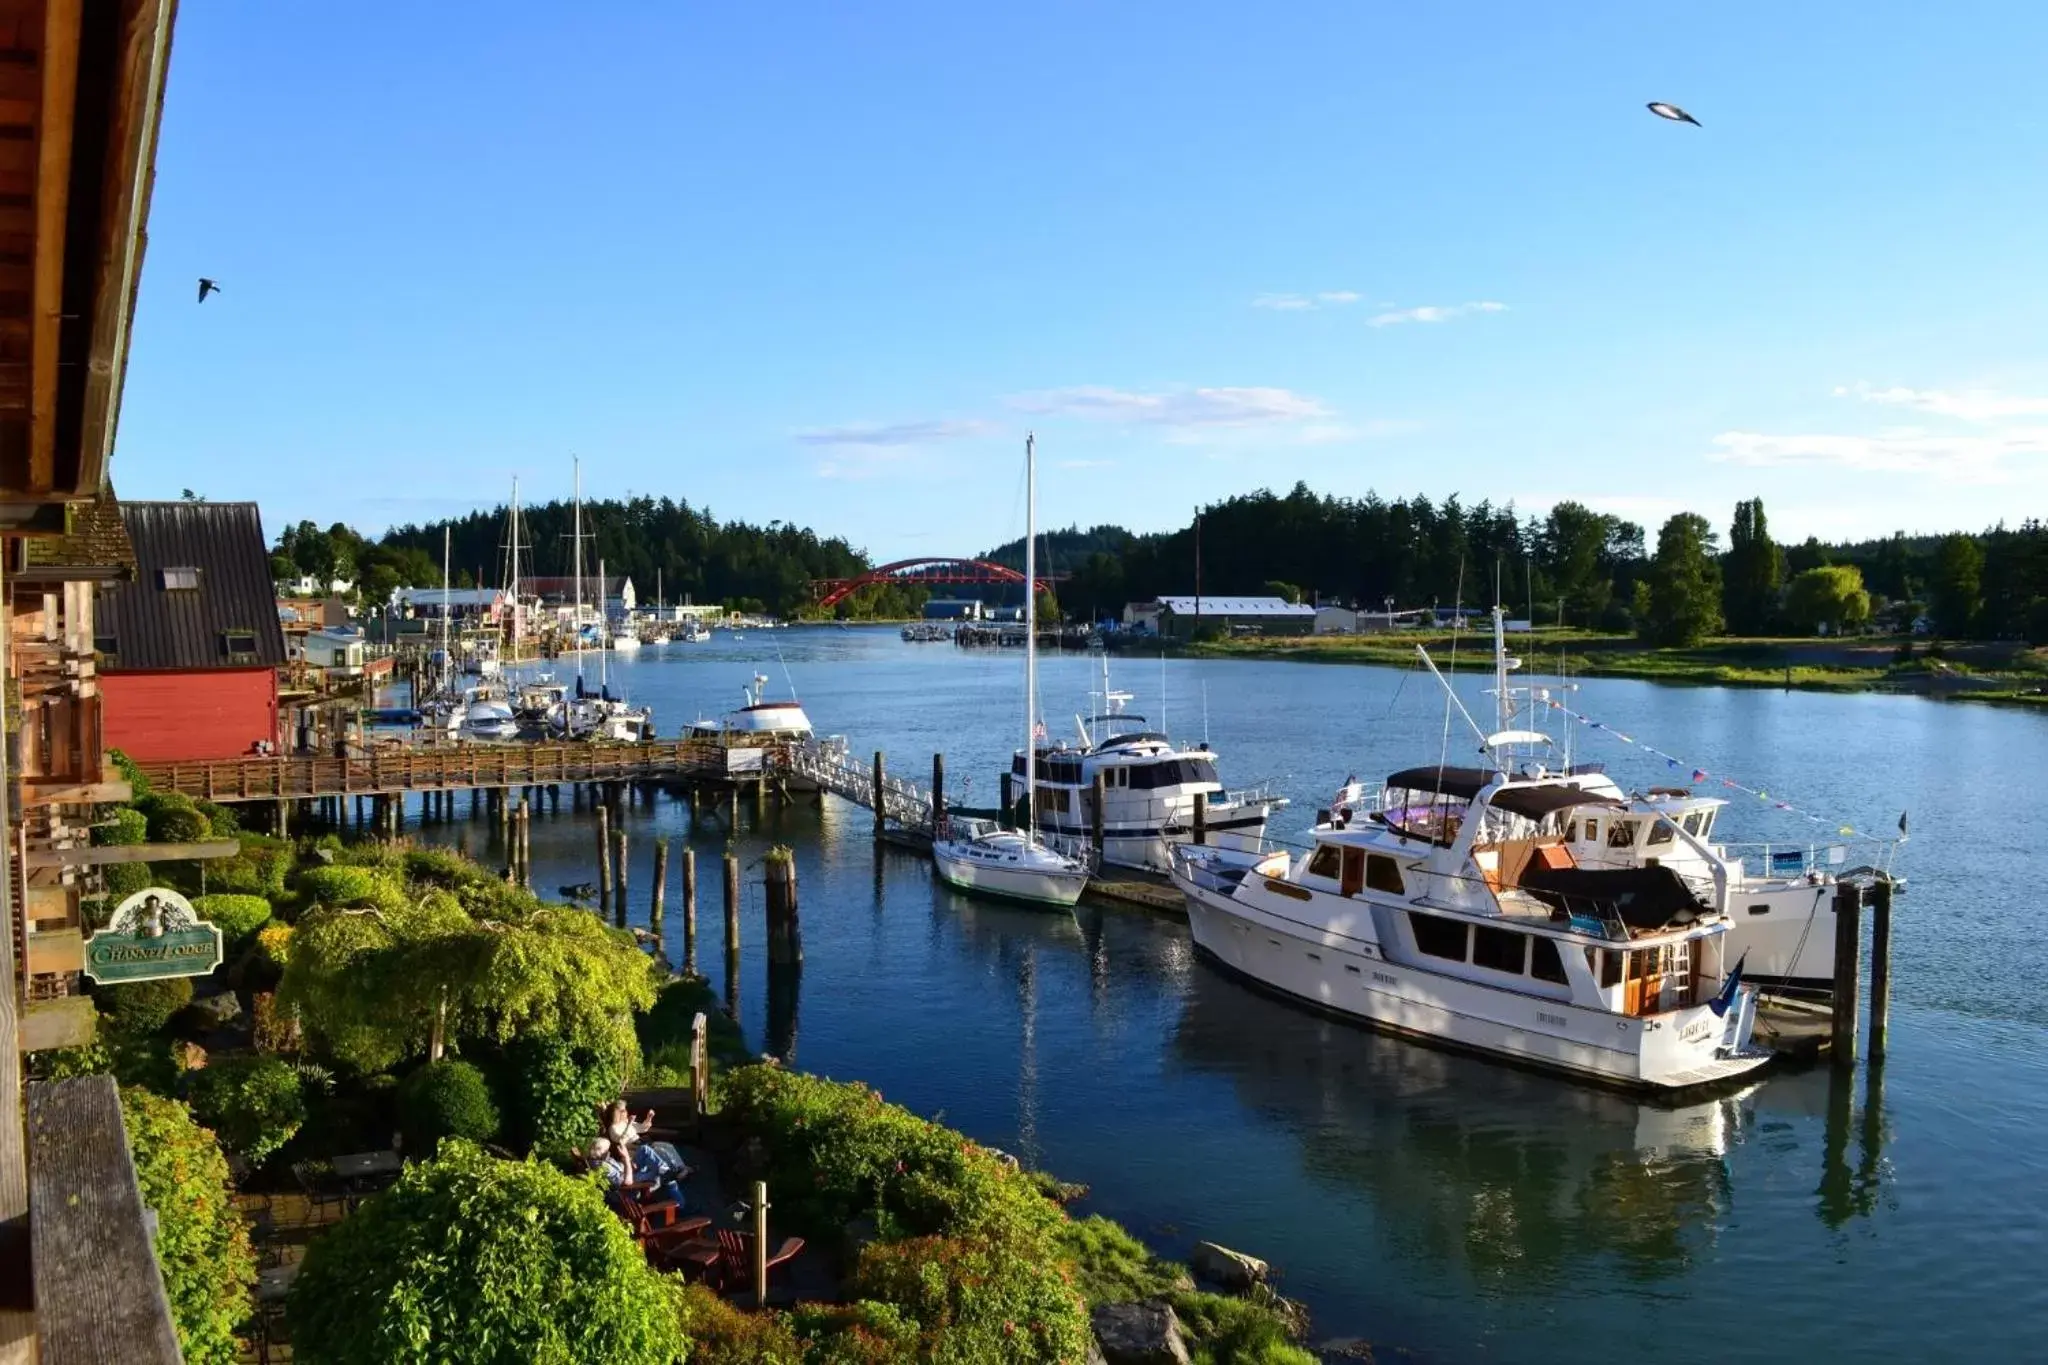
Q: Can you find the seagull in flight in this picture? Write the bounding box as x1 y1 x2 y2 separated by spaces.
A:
197 278 221 303
1647 102 1701 127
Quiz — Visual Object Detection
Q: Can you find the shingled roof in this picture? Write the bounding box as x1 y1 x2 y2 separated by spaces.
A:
96 503 288 670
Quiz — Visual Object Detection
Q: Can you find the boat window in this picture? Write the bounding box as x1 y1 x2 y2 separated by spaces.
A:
1681 812 1703 836
1530 936 1569 985
1562 821 1577 842
1647 820 1675 847
1340 846 1365 897
1598 948 1622 988
1606 820 1638 849
1366 854 1404 895
1582 819 1597 842
1409 914 1469 962
1697 811 1715 839
1747 904 1771 916
1036 787 1070 814
1470 924 1528 975
1306 845 1341 879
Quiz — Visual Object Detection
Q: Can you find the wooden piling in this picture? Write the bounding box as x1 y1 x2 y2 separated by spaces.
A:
690 1012 709 1116
931 752 945 837
614 828 630 928
651 837 669 932
764 847 800 965
1868 876 1893 1063
517 797 532 888
723 851 742 1013
682 848 698 973
1192 790 1207 846
752 1181 770 1306
1830 882 1862 1066
871 750 885 839
596 803 614 919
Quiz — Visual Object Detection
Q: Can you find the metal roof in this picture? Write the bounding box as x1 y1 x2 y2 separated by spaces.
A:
97 503 288 670
1154 596 1317 616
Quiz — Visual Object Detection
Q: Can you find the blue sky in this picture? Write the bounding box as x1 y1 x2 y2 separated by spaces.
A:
113 2 2048 557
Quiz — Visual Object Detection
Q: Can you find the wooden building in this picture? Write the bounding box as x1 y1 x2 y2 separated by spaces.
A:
96 501 288 762
0 0 185 1356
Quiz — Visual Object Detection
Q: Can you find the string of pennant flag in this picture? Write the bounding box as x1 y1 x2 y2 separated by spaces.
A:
1537 697 1906 843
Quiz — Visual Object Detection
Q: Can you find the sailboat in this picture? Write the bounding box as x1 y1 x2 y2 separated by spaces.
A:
931 435 1091 908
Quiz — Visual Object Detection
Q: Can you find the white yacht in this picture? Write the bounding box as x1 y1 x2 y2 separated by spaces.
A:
687 674 816 745
461 690 519 741
1013 663 1285 873
610 628 642 652
933 435 1090 909
681 620 712 644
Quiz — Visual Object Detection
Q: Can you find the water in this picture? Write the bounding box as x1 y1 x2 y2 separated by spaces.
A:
413 629 2045 1362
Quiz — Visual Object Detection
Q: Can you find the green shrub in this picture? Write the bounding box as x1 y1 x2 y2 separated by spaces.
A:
628 1061 689 1090
205 835 293 900
672 1282 803 1363
402 845 498 891
638 975 752 1069
121 1086 256 1364
97 975 194 1036
852 1234 1090 1364
27 1042 112 1082
196 799 241 835
110 748 151 801
295 865 406 912
786 1300 922 1364
193 894 272 948
140 791 211 843
187 1054 308 1165
1170 1291 1319 1365
397 1060 500 1154
1057 1214 1186 1306
95 806 148 847
102 860 153 899
287 1141 684 1365
502 1036 620 1159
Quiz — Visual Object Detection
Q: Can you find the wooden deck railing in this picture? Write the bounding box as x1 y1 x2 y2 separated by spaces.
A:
136 739 780 803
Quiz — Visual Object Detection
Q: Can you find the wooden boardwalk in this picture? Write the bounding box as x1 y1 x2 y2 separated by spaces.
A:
137 739 781 804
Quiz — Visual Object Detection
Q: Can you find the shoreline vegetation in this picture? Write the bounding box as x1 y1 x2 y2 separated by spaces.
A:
58 771 1316 1363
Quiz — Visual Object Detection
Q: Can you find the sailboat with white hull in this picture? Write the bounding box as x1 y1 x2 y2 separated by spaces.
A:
1171 608 1771 1093
932 435 1090 909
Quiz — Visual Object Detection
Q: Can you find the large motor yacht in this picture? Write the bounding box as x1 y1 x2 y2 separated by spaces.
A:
687 673 816 745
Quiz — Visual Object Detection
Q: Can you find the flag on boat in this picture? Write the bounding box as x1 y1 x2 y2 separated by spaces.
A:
1898 810 1910 839
1032 720 1047 740
1692 769 1709 782
1708 953 1748 1018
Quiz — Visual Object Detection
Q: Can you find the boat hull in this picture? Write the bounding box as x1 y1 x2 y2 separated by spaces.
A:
932 843 1087 908
1717 879 1837 994
1176 878 1769 1094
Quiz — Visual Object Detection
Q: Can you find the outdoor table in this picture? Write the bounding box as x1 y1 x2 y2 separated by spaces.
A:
256 1261 300 1304
330 1150 402 1182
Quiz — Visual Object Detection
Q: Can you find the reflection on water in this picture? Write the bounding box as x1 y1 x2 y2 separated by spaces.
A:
1817 1063 1893 1230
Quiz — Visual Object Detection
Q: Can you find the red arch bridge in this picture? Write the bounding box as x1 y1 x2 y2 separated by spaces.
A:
811 558 1066 609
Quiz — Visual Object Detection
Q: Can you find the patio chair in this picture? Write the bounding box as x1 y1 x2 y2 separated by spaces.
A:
291 1160 346 1221
618 1198 715 1274
713 1228 804 1295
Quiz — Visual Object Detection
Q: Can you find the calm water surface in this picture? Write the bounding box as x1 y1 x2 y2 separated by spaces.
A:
412 628 2041 1363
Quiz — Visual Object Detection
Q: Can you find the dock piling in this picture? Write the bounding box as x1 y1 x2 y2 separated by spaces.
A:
517 797 532 888
871 751 885 839
723 851 741 1015
931 752 945 837
651 837 669 932
682 848 698 974
1192 791 1207 846
614 828 630 928
1868 876 1894 1063
596 804 614 919
1830 883 1863 1066
765 848 801 965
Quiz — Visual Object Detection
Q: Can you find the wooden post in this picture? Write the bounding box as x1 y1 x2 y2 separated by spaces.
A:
752 1180 770 1305
871 750 885 839
691 1012 709 1116
651 837 669 931
931 751 945 838
1192 790 1207 846
764 848 800 965
1090 772 1106 872
497 787 510 842
596 802 613 919
1000 772 1014 830
614 828 630 928
682 847 698 974
518 797 532 888
723 851 742 1014
1830 882 1862 1066
1868 876 1893 1063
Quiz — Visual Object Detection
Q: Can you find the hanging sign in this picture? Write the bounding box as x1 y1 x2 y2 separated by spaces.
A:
83 889 223 985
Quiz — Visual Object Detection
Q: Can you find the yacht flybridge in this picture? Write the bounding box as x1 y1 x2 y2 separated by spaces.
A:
1170 609 1773 1092
1012 660 1285 873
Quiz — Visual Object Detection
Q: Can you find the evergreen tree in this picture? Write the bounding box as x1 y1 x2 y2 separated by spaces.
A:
1722 498 1784 635
1640 514 1724 646
1930 533 1984 637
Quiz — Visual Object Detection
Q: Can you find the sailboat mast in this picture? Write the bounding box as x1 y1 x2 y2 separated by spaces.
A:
573 457 585 690
1025 434 1038 840
508 476 523 653
440 526 451 690
599 557 610 693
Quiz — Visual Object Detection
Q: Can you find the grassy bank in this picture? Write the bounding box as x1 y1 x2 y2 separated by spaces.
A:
1179 629 2048 695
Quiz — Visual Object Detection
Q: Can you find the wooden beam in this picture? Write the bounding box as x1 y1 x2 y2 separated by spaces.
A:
23 838 237 868
18 778 130 807
23 928 81 977
18 996 93 1053
28 0 81 493
26 1078 182 1362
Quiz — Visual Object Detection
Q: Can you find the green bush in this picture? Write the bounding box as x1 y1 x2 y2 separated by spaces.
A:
140 791 211 843
121 1086 256 1364
397 1060 500 1154
110 748 151 801
1170 1292 1319 1365
102 860 154 899
295 865 406 913
672 1282 804 1362
196 799 241 835
402 845 498 892
786 1300 922 1364
638 975 753 1070
193 894 272 948
852 1234 1090 1364
502 1036 620 1158
187 1054 308 1165
204 835 293 900
1057 1214 1186 1305
97 975 194 1036
95 806 149 847
287 1140 684 1365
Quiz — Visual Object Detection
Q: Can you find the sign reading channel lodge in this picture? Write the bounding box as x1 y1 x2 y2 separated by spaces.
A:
82 889 224 985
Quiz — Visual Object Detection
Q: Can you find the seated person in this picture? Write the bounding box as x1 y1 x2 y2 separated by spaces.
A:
590 1137 690 1212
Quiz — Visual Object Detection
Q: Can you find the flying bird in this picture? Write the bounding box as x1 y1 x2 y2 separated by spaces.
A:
197 277 221 303
1647 102 1701 127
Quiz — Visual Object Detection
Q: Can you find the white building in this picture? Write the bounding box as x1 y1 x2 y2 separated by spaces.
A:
304 628 368 673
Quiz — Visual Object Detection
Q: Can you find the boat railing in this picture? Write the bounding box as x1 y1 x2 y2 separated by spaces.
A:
1214 781 1289 810
1714 838 1888 882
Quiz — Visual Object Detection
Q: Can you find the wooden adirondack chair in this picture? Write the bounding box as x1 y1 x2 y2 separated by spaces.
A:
713 1227 804 1294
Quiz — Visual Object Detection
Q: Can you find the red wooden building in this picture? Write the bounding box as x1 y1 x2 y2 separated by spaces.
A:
96 502 288 762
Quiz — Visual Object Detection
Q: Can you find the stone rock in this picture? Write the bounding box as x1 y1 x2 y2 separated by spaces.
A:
983 1146 1023 1172
1087 1344 1108 1365
1191 1240 1268 1292
188 991 243 1028
1317 1337 1375 1361
1090 1301 1190 1365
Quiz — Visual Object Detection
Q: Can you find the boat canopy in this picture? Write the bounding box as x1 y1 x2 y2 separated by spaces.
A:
1383 765 1495 800
1488 784 1624 821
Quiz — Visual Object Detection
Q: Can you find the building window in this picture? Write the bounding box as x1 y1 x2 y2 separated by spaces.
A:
1409 913 1469 962
160 567 200 590
221 630 259 662
93 633 117 666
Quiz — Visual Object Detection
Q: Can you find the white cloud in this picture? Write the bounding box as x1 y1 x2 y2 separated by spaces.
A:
1368 300 1507 327
1010 385 1331 428
796 418 990 447
1833 381 2048 423
1252 290 1362 311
